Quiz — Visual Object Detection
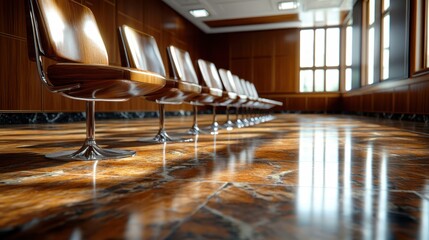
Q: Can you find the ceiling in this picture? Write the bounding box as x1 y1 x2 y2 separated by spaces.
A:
162 0 353 34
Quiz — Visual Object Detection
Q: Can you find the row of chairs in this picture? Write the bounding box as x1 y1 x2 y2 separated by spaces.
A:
25 0 282 161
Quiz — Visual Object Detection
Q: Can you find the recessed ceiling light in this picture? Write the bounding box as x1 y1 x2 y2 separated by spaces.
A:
189 9 209 18
278 1 298 10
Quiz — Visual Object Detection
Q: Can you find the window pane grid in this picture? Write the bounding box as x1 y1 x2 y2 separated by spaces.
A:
368 27 375 85
382 13 390 80
426 1 429 68
346 26 352 67
326 28 340 67
300 30 314 68
315 29 325 67
300 27 340 92
369 0 375 25
345 68 352 91
383 0 390 11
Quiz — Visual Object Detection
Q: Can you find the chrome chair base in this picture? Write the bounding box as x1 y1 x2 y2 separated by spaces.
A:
140 129 193 143
206 122 219 135
222 120 235 131
235 119 245 128
242 118 250 127
221 107 234 131
46 139 136 161
188 124 208 135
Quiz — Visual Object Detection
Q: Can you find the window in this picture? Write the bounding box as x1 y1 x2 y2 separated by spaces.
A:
300 27 340 92
367 0 375 85
381 0 390 80
411 0 429 73
345 24 352 91
426 0 429 68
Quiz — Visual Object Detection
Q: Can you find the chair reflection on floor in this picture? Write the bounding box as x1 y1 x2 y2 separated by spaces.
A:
118 25 201 142
25 0 166 160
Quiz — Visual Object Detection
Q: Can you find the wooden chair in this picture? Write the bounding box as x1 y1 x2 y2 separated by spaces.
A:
167 46 224 135
197 59 236 133
241 79 261 125
219 69 251 128
248 82 283 121
244 81 262 123
216 69 240 130
118 25 201 142
25 0 166 160
231 74 250 127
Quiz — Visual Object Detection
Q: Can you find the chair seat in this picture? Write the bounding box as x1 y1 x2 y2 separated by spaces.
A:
47 63 166 100
201 86 223 97
226 91 238 100
259 98 283 106
188 86 223 104
144 79 201 103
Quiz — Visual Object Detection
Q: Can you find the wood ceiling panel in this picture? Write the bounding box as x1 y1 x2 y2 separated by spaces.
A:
204 14 299 28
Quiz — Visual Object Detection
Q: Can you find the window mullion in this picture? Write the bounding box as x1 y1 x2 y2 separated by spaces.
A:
313 29 316 92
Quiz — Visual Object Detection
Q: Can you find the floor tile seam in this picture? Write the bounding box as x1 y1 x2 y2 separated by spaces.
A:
162 181 230 239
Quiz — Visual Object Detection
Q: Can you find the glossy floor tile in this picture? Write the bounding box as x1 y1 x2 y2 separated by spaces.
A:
0 114 428 239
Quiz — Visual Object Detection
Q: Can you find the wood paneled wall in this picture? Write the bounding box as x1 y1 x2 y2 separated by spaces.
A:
1 0 426 115
0 0 206 112
208 29 342 112
343 74 429 114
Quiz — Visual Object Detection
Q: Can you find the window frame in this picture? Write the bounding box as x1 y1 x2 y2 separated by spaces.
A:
299 26 341 93
380 0 390 80
411 0 429 76
366 0 376 86
344 22 353 92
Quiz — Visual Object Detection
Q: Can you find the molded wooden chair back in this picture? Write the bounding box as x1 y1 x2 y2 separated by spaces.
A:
218 69 236 93
26 0 108 64
25 0 166 160
232 75 247 95
197 59 224 90
249 82 260 98
240 79 252 97
118 25 166 77
167 46 199 85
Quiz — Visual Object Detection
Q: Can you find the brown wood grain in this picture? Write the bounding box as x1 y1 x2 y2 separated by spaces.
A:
0 36 42 111
0 0 207 112
1 0 428 114
253 57 273 92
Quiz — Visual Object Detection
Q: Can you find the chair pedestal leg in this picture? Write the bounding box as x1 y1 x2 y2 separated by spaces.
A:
188 105 207 135
207 105 219 134
235 106 244 128
242 107 250 127
222 106 234 130
46 101 136 161
152 104 173 142
141 104 192 143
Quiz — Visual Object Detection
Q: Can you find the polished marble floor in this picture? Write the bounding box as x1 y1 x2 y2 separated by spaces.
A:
0 114 428 239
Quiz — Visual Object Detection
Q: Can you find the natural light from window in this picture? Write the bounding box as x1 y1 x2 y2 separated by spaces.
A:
326 28 340 67
381 0 390 80
345 26 352 91
367 0 375 85
300 28 340 93
300 30 314 68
